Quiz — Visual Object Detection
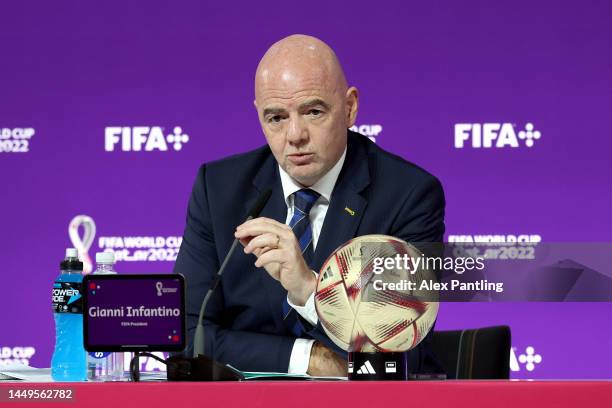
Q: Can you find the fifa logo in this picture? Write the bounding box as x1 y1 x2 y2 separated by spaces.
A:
454 123 542 148
104 126 190 152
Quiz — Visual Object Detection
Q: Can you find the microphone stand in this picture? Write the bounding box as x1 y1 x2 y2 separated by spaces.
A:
166 189 272 381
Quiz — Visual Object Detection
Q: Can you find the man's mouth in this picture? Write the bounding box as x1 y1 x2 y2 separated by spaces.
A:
287 153 314 165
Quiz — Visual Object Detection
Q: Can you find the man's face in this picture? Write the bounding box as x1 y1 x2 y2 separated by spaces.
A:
255 72 350 187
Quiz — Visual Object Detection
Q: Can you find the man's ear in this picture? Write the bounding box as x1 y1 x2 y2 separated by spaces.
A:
345 87 359 128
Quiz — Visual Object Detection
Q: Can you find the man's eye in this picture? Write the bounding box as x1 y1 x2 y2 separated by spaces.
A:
308 109 322 116
268 115 282 123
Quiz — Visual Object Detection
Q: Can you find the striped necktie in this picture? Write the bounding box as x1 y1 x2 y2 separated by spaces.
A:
282 188 320 335
288 189 320 264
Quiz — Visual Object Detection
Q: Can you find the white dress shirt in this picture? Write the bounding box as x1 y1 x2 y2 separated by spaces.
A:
278 147 347 374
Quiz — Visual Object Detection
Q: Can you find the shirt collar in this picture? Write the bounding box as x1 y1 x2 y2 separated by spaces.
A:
278 146 347 206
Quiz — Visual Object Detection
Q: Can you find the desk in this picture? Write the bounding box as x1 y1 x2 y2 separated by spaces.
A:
1 381 610 408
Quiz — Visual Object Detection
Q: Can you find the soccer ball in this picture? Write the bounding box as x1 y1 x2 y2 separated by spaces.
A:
314 234 439 352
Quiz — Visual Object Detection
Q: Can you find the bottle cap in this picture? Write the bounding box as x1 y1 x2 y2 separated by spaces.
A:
96 252 115 264
65 248 78 258
60 259 83 271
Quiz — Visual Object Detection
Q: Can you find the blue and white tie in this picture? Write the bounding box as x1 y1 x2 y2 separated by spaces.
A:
282 188 320 335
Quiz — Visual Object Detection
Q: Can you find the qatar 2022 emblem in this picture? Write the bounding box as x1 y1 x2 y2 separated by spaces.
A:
68 215 96 273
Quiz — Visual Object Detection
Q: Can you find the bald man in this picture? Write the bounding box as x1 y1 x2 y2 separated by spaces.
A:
174 35 445 376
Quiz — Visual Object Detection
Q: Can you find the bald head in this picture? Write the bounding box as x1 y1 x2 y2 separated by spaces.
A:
255 35 348 98
254 35 359 187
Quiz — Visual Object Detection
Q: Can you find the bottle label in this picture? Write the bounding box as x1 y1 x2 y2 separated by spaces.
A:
52 281 83 313
88 351 111 359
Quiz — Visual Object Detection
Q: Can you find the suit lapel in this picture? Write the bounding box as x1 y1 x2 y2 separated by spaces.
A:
312 131 370 272
249 153 291 327
313 189 367 271
249 154 286 223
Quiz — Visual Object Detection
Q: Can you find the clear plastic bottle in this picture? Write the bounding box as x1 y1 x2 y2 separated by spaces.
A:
51 248 87 381
86 252 124 381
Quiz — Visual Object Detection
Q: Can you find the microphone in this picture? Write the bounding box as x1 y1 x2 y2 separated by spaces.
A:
193 188 272 357
167 188 272 381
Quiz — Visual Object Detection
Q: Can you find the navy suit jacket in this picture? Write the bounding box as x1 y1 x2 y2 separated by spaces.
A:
173 130 446 373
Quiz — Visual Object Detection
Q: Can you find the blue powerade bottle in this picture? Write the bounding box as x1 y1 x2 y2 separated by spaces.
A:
51 248 87 381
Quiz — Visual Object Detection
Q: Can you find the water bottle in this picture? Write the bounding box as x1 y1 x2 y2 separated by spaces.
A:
51 248 87 381
87 252 124 381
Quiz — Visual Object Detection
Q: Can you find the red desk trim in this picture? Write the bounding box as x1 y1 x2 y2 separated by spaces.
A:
1 380 611 408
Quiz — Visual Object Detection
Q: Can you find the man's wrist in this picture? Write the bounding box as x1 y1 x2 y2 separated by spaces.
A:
287 288 319 326
307 341 322 375
307 341 348 377
287 266 317 306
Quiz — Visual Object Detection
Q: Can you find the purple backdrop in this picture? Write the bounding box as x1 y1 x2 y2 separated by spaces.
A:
1 0 611 379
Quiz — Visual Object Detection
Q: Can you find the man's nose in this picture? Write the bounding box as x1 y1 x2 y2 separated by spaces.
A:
286 116 309 146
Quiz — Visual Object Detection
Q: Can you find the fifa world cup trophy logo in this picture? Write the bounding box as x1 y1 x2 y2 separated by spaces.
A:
68 215 97 273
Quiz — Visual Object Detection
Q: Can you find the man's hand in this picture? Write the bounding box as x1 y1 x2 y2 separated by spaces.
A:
307 341 347 377
234 217 316 306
